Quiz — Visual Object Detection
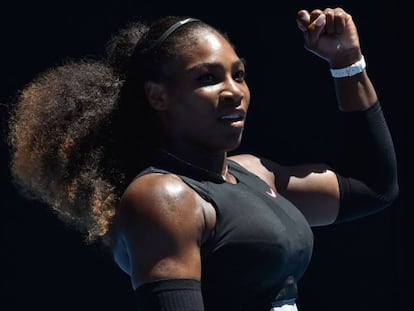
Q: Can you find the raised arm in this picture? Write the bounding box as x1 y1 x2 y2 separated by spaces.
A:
235 8 398 227
284 7 399 225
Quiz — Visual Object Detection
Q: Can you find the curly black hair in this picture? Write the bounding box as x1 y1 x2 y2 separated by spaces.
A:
7 16 222 247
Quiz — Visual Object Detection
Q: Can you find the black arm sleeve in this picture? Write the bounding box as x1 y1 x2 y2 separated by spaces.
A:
333 102 399 223
135 278 204 311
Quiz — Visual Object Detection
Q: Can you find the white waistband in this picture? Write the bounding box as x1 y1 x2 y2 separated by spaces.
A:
270 299 298 311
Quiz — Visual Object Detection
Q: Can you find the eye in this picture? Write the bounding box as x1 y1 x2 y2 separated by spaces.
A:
234 69 246 82
197 73 217 85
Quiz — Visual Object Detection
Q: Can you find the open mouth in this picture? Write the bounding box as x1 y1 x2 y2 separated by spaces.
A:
219 112 245 128
220 111 245 122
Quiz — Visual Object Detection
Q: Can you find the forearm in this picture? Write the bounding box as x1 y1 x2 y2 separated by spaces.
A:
333 69 378 111
333 100 399 223
135 279 205 310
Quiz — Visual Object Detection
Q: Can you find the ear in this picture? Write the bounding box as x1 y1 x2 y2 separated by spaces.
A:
144 81 168 111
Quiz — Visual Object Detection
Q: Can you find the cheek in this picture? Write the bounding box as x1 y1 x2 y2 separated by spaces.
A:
172 93 217 127
184 89 218 114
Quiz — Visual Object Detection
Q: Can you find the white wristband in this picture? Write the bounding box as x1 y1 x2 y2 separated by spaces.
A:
330 55 366 78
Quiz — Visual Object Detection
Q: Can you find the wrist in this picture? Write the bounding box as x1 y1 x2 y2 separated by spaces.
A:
330 55 366 78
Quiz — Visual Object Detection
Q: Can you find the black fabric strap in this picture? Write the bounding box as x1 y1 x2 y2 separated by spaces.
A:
334 102 399 223
151 18 200 49
135 279 204 311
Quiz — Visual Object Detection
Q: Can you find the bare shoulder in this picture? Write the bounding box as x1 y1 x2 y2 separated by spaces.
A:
229 153 281 178
229 153 260 167
118 173 201 225
121 173 190 208
229 153 280 189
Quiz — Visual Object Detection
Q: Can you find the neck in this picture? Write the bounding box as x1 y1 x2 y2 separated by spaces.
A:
159 148 228 181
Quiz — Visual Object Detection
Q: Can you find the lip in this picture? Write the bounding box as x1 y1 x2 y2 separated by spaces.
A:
225 119 245 129
219 109 246 121
218 110 246 129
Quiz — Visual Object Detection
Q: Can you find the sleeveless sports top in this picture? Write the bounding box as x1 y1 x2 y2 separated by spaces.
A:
138 152 314 310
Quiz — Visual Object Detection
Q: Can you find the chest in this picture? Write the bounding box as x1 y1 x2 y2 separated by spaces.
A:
198 173 314 305
202 179 313 256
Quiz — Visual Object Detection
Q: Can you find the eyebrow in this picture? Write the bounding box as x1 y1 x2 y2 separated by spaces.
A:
187 58 246 73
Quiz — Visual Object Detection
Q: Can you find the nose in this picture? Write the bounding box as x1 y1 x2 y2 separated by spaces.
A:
220 79 244 105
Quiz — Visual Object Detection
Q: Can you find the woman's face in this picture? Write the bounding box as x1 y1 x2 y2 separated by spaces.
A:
160 29 251 154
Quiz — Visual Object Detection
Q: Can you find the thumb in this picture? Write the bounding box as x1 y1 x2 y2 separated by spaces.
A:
296 9 310 32
308 14 326 46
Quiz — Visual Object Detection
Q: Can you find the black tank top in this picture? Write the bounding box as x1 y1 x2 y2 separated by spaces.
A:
139 153 314 310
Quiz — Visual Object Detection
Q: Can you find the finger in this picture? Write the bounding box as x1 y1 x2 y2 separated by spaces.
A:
308 14 326 47
309 9 324 23
333 8 350 34
324 8 335 35
296 9 310 32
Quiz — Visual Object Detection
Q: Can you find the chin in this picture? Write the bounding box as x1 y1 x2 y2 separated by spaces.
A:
225 137 243 153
